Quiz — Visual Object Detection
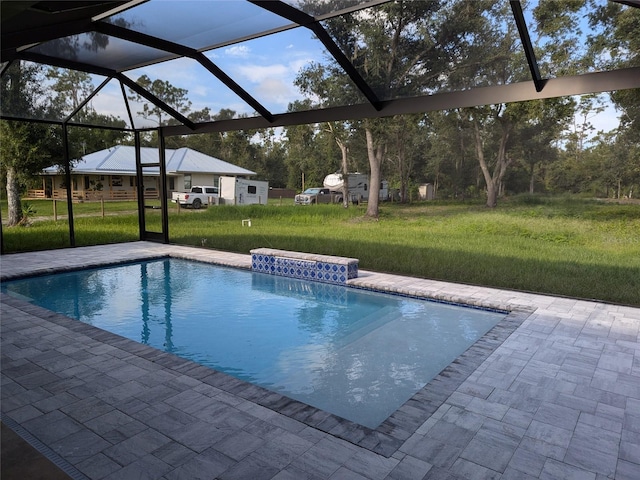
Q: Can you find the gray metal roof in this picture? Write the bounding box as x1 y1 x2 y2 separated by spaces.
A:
43 145 256 176
167 147 256 176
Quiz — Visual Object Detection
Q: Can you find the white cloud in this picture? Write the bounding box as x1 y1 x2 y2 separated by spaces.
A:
236 63 290 84
289 58 313 73
255 78 299 108
231 62 306 109
191 85 209 98
89 91 126 119
225 45 251 57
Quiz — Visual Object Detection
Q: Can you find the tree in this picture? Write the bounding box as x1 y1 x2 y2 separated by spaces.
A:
588 2 640 198
181 108 233 153
0 62 59 226
47 67 94 115
283 99 341 191
423 110 476 199
127 75 191 126
47 68 127 158
386 114 427 202
1 63 128 227
254 129 288 188
0 121 58 226
563 95 605 164
285 126 319 191
467 105 512 207
295 0 452 216
438 0 525 206
513 98 574 194
363 119 387 216
326 122 352 207
533 0 589 78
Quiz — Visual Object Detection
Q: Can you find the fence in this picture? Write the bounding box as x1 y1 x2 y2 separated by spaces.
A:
26 189 159 201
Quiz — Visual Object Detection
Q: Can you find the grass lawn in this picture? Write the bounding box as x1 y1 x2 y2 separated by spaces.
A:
2 196 639 306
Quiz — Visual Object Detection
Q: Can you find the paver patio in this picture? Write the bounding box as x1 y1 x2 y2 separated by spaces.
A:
1 242 638 479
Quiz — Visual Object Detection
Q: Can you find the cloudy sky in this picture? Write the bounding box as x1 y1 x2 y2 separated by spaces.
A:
87 26 320 127
83 0 621 137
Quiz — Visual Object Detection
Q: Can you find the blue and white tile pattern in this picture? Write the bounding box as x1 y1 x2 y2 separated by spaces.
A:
250 248 358 285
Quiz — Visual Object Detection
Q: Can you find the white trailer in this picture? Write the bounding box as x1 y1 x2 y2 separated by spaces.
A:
323 172 389 202
219 176 269 205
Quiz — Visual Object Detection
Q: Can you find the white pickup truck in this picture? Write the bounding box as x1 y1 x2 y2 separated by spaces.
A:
171 186 218 209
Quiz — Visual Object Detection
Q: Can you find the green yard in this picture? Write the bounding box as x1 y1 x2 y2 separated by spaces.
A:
2 196 639 306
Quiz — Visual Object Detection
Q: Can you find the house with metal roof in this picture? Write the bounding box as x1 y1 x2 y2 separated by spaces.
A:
32 145 256 201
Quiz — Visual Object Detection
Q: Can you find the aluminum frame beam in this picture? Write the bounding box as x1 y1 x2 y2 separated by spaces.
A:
251 0 383 110
510 0 545 92
94 22 274 122
117 73 196 130
15 51 197 130
162 67 640 136
0 1 130 63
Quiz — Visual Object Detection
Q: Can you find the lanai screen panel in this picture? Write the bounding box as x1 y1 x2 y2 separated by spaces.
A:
1 0 639 129
104 0 295 50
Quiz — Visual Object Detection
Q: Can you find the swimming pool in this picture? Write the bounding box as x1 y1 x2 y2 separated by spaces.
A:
1 258 505 429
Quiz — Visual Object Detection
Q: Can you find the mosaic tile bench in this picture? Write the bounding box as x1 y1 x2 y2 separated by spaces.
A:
250 248 359 285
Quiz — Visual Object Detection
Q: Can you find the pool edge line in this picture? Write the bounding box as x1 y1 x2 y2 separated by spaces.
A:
0 286 532 458
0 244 535 457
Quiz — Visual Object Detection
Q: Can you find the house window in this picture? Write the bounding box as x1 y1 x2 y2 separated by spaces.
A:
184 174 192 190
84 176 90 190
169 177 175 190
112 176 123 187
248 185 257 194
130 177 135 187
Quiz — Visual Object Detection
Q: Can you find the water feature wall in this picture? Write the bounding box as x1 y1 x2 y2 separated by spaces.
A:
250 248 358 285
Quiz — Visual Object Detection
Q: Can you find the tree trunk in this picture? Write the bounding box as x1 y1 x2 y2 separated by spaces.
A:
473 114 511 208
486 182 498 208
529 163 535 194
365 127 383 218
337 140 349 208
473 120 496 208
617 178 621 199
457 124 465 197
6 166 23 226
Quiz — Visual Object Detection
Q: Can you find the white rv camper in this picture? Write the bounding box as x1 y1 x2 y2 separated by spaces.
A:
323 172 389 202
219 176 269 205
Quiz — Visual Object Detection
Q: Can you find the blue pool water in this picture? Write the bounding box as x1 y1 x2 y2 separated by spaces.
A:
2 258 505 428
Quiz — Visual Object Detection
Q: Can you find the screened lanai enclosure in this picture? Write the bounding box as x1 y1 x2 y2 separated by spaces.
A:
1 0 639 249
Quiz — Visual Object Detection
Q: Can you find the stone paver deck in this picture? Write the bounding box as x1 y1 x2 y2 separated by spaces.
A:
1 242 639 479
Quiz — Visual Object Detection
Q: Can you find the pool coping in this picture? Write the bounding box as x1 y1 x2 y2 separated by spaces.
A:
0 243 533 457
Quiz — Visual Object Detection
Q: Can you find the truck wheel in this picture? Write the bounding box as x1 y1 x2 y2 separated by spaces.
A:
192 198 202 209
